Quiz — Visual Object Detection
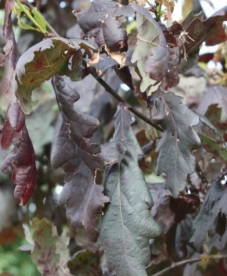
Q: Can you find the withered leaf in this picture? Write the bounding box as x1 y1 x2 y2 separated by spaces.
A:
15 37 80 114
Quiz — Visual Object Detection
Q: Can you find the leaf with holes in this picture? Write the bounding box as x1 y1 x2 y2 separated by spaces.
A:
51 76 122 241
99 104 159 276
15 37 80 114
131 4 169 94
150 91 200 197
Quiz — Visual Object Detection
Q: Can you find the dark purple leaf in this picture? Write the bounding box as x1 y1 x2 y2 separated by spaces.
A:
190 175 227 251
75 2 133 52
51 76 121 241
7 102 25 132
183 6 227 54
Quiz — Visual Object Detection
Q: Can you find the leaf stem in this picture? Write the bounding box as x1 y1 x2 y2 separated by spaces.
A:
16 0 46 34
151 254 227 276
82 61 162 131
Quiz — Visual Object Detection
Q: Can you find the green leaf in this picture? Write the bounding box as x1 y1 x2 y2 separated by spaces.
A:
15 37 80 114
199 133 227 163
131 4 169 94
28 217 72 276
32 7 47 33
99 104 159 276
150 92 200 197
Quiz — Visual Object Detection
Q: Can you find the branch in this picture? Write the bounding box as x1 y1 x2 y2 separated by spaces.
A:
19 0 162 131
151 254 227 276
82 61 163 132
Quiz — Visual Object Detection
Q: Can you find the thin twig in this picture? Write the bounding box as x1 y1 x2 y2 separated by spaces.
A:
152 254 227 276
20 1 162 131
83 61 163 131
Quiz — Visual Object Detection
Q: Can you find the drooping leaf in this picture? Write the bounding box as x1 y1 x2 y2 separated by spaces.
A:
75 2 133 53
51 76 121 241
190 176 227 251
99 104 160 276
131 4 169 94
198 86 227 122
150 91 200 197
0 0 17 100
26 100 57 155
183 6 227 54
15 37 80 114
27 217 72 276
1 103 36 205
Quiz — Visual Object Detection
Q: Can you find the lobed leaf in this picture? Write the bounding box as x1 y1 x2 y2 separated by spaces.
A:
99 104 159 276
28 218 72 276
15 37 80 114
1 103 36 205
150 91 200 197
131 4 169 94
51 76 121 241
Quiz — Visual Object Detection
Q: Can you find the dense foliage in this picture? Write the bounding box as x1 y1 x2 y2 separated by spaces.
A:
1 0 227 275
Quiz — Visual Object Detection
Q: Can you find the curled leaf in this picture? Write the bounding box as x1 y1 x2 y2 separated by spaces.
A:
1 103 36 205
15 37 80 114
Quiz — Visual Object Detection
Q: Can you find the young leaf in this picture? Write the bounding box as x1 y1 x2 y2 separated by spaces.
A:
99 104 160 276
1 103 36 205
28 218 72 276
150 91 200 197
15 37 80 114
51 76 112 241
190 176 227 251
131 4 169 94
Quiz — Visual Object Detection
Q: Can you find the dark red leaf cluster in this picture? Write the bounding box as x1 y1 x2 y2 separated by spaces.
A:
0 102 36 205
